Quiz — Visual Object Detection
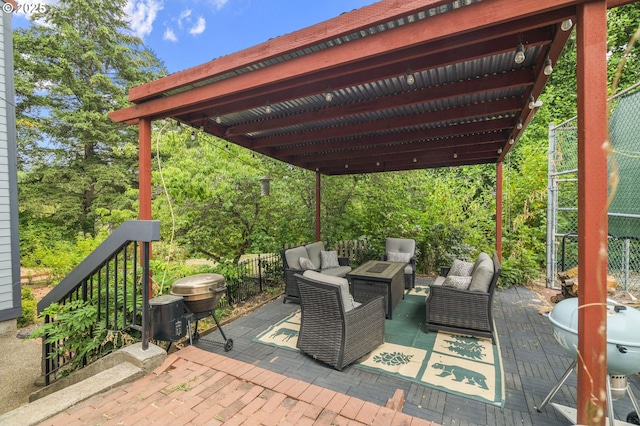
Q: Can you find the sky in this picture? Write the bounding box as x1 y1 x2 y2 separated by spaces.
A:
12 0 379 74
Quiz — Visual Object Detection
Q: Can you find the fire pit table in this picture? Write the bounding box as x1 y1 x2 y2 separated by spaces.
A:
347 260 405 319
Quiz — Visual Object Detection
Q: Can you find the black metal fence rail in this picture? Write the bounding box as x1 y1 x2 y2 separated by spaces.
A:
37 221 160 385
223 253 283 304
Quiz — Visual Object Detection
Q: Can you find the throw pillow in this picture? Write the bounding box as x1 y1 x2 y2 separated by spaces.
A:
387 251 412 263
320 250 340 269
299 257 316 270
468 257 494 292
448 259 474 276
442 275 472 290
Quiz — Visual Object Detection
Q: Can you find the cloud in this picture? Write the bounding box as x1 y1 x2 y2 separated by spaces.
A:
189 16 206 36
125 0 164 39
209 0 229 11
178 9 192 29
163 27 177 42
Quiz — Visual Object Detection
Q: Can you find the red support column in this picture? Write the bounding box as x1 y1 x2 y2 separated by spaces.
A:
496 162 503 261
576 2 608 425
315 171 321 241
139 118 153 221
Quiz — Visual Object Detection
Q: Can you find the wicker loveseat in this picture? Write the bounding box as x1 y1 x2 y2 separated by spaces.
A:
295 271 385 370
425 252 501 343
281 241 351 303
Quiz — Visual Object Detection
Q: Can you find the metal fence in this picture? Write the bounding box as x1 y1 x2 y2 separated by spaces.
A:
224 253 283 304
547 86 640 291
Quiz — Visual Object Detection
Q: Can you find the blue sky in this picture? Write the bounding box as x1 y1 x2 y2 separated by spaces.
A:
13 0 379 74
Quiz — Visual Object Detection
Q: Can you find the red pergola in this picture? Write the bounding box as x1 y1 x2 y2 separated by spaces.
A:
110 1 636 424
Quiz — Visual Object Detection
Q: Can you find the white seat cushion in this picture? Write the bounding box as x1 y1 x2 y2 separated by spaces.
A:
320 265 351 277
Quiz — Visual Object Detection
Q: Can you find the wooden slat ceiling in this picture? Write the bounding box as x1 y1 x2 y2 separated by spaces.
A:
109 0 630 175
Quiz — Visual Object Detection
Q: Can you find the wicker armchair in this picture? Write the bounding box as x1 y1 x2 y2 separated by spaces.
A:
295 272 385 370
425 253 501 343
381 237 417 289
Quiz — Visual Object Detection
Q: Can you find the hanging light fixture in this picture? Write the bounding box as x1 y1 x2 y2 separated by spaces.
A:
259 176 272 197
325 87 334 102
561 19 573 31
516 119 523 130
413 157 417 163
544 58 553 76
190 131 195 141
265 101 272 114
514 42 526 64
406 68 415 85
529 95 543 109
497 148 503 154
453 152 458 159
215 114 222 124
509 137 515 145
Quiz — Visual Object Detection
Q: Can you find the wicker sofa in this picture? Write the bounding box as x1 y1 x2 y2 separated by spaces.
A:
281 242 351 303
425 252 501 343
295 271 385 370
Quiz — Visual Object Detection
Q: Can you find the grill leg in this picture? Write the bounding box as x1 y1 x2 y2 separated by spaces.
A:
211 312 227 341
536 359 577 412
211 312 233 351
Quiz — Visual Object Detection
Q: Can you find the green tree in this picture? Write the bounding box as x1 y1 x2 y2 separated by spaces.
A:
14 0 165 243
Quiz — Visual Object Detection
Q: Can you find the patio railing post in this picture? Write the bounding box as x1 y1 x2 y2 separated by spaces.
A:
141 241 150 351
258 254 263 292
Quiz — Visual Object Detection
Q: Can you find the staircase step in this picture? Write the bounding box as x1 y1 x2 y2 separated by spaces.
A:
0 361 143 426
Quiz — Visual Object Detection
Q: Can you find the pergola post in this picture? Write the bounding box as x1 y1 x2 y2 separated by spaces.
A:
496 162 503 261
139 118 152 221
315 171 321 241
576 2 608 424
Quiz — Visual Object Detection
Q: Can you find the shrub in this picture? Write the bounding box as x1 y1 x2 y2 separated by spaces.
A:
18 286 37 328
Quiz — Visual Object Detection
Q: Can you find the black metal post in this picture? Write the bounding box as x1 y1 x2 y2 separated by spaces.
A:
258 254 263 292
141 241 150 350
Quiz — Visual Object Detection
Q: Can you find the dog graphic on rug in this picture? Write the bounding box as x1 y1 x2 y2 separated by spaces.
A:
431 363 489 390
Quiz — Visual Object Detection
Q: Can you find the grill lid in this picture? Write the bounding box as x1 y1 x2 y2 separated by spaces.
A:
171 273 226 301
550 297 640 347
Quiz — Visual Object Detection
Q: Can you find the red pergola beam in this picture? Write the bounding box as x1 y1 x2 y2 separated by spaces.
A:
251 97 522 149
294 133 507 167
277 118 516 158
225 69 533 138
576 2 608 425
326 156 494 175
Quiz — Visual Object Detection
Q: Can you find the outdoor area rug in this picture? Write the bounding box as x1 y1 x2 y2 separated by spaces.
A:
253 285 505 408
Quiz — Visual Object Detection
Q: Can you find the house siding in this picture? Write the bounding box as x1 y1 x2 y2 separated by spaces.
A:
0 9 21 324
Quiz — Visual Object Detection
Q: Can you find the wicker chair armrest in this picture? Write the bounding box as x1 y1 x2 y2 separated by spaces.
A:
439 266 451 276
346 296 385 324
338 257 350 266
345 296 385 345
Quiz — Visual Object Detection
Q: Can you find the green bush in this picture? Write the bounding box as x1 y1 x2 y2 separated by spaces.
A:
18 286 37 328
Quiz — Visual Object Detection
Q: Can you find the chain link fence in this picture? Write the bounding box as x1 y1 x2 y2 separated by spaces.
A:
547 86 640 292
